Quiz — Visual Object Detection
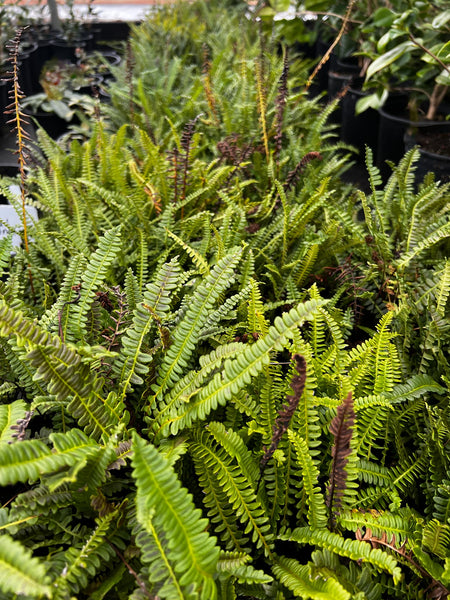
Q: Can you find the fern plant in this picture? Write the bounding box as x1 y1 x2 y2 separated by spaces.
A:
0 269 446 599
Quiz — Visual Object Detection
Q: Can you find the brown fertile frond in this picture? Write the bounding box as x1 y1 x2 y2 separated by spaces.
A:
259 354 307 475
284 152 323 193
126 39 135 122
326 391 355 523
217 133 257 167
305 0 357 90
167 147 180 204
179 114 202 210
356 528 450 599
274 49 289 162
8 410 35 444
5 28 36 297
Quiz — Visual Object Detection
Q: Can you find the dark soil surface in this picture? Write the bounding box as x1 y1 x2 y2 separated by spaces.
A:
415 129 450 157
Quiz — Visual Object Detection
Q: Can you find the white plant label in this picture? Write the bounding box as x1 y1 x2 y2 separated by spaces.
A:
0 185 38 248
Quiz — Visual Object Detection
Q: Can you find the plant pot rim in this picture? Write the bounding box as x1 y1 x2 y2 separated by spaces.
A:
404 127 450 160
379 106 450 127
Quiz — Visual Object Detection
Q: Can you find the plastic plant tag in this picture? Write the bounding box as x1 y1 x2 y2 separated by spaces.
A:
0 185 38 248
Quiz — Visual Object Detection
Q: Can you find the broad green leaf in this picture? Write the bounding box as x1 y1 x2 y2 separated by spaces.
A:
48 99 74 121
269 0 290 12
371 7 395 28
355 89 388 115
432 9 450 29
367 41 416 79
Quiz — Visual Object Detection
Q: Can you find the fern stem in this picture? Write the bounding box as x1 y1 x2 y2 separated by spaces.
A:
305 0 356 90
6 29 35 298
107 541 153 598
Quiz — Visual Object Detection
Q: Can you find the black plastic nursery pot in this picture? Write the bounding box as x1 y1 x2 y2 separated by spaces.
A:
23 109 76 139
377 105 413 180
327 71 353 125
49 36 93 63
0 74 18 135
76 50 122 83
377 103 450 182
309 38 337 97
404 123 450 184
91 21 132 47
341 85 379 160
327 59 361 126
18 42 39 96
28 34 59 86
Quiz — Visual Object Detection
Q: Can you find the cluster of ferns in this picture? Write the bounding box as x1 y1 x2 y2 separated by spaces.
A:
0 1 449 598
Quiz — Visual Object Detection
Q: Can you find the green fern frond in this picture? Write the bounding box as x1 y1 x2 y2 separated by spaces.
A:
0 234 12 275
219 562 273 585
155 298 323 436
346 312 400 396
435 260 450 317
283 527 402 581
68 225 123 340
397 221 450 269
1 340 47 397
355 454 427 504
0 535 51 598
191 442 251 552
273 556 350 600
115 257 182 392
199 282 252 340
39 253 87 335
405 181 444 252
136 229 149 290
394 147 419 211
434 481 450 524
132 509 186 600
247 278 269 337
338 508 417 544
153 248 243 398
422 519 450 559
51 508 121 598
217 551 252 571
364 147 383 197
132 433 220 600
386 374 445 403
9 485 73 519
190 431 274 555
165 227 210 275
293 243 319 289
287 430 327 529
26 341 125 440
0 428 98 486
153 342 246 437
207 421 261 496
125 268 142 312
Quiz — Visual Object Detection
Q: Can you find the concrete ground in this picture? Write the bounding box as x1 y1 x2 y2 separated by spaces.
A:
9 0 176 22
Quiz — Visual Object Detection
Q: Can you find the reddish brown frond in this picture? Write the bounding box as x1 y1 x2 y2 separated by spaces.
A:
260 354 307 473
326 391 355 522
274 50 289 162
